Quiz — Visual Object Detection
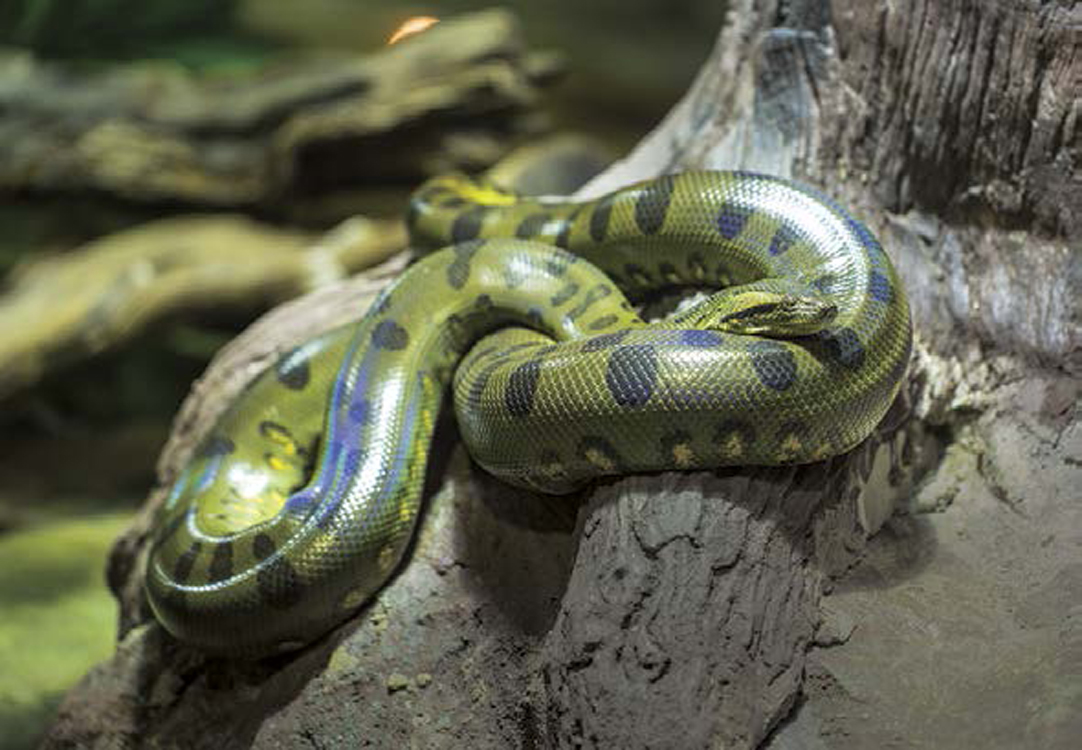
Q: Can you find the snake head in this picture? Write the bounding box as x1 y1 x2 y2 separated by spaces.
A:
700 290 838 336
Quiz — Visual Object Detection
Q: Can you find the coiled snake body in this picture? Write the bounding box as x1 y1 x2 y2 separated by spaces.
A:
145 171 911 655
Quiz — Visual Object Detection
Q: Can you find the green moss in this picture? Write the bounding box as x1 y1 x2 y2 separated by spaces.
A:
0 514 131 750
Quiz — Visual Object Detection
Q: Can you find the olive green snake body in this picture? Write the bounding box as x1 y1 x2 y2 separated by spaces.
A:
145 171 911 655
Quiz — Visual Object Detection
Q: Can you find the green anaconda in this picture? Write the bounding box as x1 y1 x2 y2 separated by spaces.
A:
145 170 912 655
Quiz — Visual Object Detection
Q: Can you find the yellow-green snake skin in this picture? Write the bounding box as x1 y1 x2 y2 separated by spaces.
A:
145 171 912 655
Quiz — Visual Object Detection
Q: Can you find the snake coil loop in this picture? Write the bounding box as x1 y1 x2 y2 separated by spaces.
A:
145 170 911 655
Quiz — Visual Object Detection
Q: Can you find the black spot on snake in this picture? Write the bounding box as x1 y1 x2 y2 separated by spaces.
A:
716 207 749 239
515 213 550 239
444 313 470 348
371 320 410 350
582 330 630 352
253 533 277 562
259 420 292 442
550 282 579 307
207 542 234 584
446 239 484 289
451 206 489 243
566 284 612 322
868 271 893 303
818 327 866 369
257 557 304 610
633 174 676 234
474 294 493 312
276 350 310 391
680 330 724 347
768 224 799 256
589 194 617 242
605 344 659 408
545 251 578 277
748 341 798 391
505 359 543 418
589 314 618 331
173 542 201 584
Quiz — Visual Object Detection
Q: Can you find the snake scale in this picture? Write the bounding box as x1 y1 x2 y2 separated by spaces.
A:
145 170 912 655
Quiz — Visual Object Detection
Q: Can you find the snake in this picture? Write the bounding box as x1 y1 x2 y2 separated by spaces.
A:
144 170 912 655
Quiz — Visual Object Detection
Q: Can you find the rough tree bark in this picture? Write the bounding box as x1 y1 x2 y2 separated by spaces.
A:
42 1 1078 749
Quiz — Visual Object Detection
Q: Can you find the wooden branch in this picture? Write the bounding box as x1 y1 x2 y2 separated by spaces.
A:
0 215 405 400
0 9 559 211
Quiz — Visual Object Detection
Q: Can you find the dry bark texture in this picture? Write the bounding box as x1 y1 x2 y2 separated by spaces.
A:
43 1 1079 749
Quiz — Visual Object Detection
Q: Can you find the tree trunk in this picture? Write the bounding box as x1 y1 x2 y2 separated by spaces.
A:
42 1 1079 749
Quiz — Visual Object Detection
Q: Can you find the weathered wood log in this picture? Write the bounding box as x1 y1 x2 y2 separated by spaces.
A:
0 215 405 401
41 1 1079 748
0 9 559 213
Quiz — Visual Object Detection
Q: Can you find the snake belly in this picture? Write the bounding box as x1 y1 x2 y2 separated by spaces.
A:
145 170 911 655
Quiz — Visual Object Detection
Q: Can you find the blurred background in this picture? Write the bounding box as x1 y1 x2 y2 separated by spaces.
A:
0 1 724 746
